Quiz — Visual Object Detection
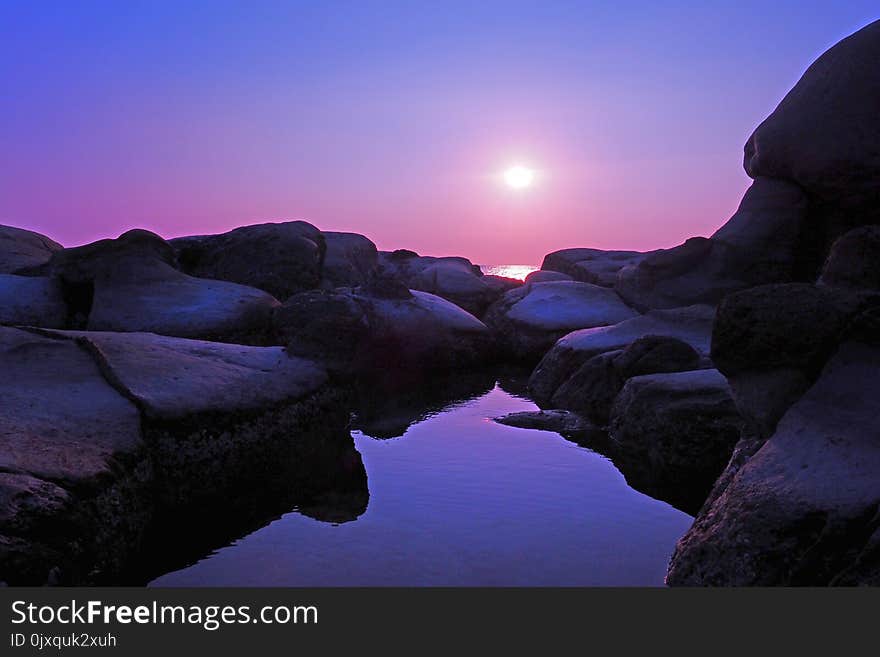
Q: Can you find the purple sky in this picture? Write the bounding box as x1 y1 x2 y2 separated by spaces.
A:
2 2 878 264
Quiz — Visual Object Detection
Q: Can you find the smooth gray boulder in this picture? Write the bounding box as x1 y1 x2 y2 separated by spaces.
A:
667 340 880 585
321 231 378 287
0 225 62 274
615 177 810 310
41 229 279 341
484 281 638 361
0 327 144 485
551 335 701 424
172 221 325 300
87 260 279 341
0 275 67 327
744 20 880 239
609 369 742 514
541 248 649 287
819 225 880 292
47 330 328 420
529 304 715 404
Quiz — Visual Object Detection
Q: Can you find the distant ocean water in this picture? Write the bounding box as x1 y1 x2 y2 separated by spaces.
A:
480 264 538 281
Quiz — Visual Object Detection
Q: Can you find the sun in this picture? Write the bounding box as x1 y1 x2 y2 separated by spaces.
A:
503 165 536 189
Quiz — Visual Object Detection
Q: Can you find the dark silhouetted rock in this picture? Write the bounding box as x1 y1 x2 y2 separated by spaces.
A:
552 335 701 424
616 178 810 310
0 275 67 327
484 281 638 362
609 369 742 514
819 225 880 291
542 248 650 287
711 283 875 437
529 304 714 404
744 20 880 244
0 225 62 274
321 231 378 287
493 409 599 436
172 221 325 300
275 287 493 378
667 341 880 585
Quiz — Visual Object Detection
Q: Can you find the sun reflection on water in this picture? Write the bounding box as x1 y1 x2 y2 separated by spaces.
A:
480 264 539 281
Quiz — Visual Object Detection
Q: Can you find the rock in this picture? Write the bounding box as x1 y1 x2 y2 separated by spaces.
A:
172 221 325 300
529 304 715 404
321 232 378 287
744 20 880 243
525 270 573 284
541 248 650 287
493 409 599 436
667 340 880 585
42 229 280 341
0 275 67 327
551 336 701 424
0 225 62 274
375 251 517 316
484 281 638 362
615 178 810 310
44 229 177 284
274 287 493 378
608 369 743 514
711 283 875 437
0 326 147 584
273 290 370 372
87 260 279 342
0 327 144 485
819 225 880 291
48 330 328 421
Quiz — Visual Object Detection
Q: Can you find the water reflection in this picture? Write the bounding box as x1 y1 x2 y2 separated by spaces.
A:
152 384 691 586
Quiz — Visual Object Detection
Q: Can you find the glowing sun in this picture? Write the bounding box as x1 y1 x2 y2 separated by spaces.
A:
503 165 536 189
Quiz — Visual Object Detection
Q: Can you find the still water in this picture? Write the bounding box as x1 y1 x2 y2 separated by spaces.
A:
151 384 692 586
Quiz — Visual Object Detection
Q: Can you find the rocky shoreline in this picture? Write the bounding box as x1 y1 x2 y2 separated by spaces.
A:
2 20 879 585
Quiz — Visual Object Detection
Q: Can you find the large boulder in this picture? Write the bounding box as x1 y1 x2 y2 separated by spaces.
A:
172 221 325 300
819 225 880 292
541 248 650 287
0 326 145 584
0 225 62 274
667 337 880 585
615 177 810 310
529 304 715 404
551 335 701 424
0 275 67 328
1 326 366 584
321 232 378 287
711 283 875 437
274 285 494 378
43 229 279 341
744 20 880 245
87 260 279 342
377 250 514 316
49 330 328 420
608 369 743 514
484 281 638 361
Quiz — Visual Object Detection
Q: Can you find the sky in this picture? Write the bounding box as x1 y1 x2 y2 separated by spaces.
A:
1 2 878 264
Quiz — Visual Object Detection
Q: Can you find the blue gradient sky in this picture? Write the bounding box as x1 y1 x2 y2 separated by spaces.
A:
2 2 877 263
